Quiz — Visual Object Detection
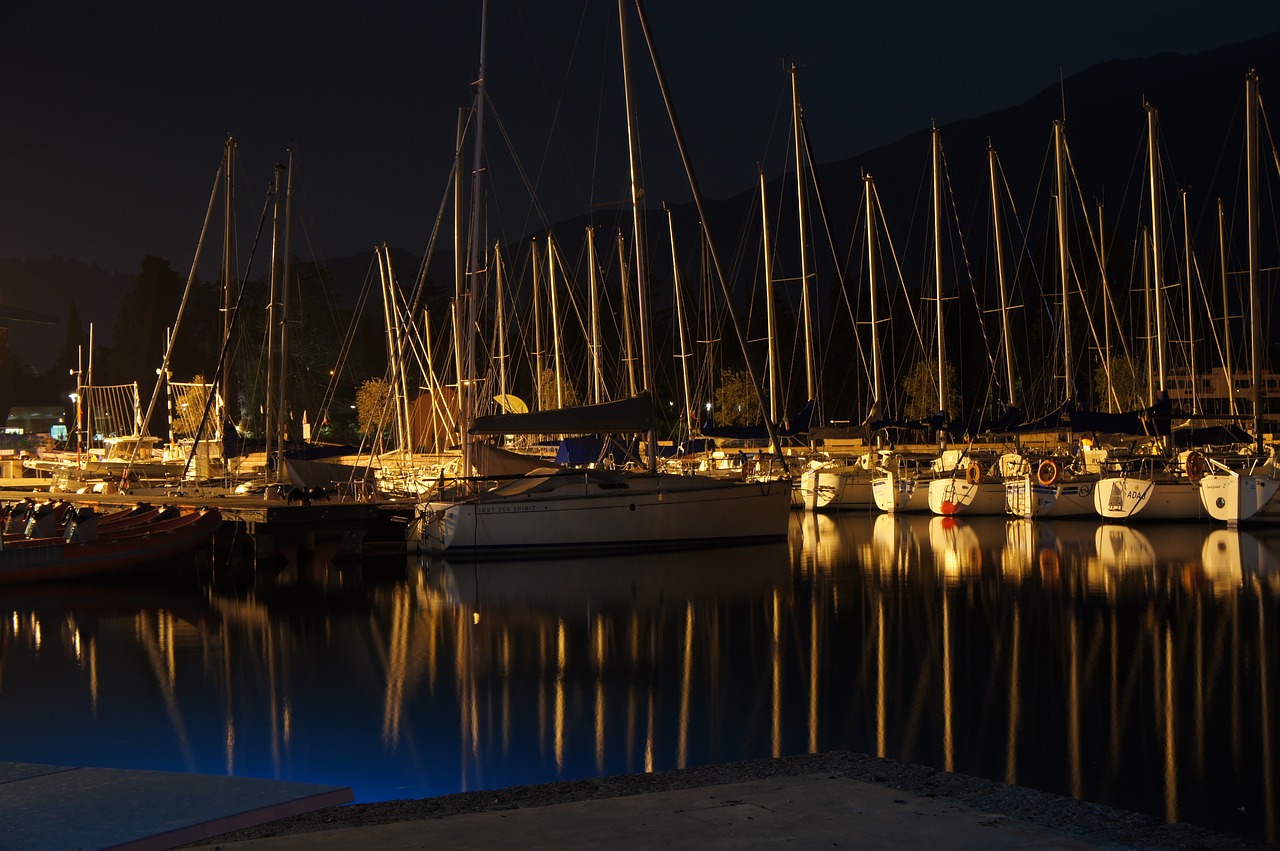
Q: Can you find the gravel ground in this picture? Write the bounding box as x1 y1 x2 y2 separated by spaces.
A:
190 750 1267 849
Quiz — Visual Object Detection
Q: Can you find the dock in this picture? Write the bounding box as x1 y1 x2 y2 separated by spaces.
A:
0 761 351 850
0 479 417 559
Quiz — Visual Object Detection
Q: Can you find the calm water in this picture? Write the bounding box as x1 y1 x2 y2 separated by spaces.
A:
1 513 1277 844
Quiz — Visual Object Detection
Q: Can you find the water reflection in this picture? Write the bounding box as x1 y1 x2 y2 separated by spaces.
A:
0 522 1276 845
431 544 792 784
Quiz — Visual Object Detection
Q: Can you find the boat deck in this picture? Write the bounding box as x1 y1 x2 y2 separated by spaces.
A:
0 761 351 850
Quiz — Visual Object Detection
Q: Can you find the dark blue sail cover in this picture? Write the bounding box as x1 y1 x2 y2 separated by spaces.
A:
553 434 641 466
699 399 814 440
1014 394 1173 437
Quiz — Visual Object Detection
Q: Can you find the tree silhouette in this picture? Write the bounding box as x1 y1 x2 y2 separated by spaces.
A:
0 327 15 428
51 299 89 387
105 256 223 436
107 256 185 387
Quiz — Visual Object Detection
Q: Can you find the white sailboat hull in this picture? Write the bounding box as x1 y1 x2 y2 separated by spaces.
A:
421 472 792 555
1198 473 1280 525
1093 476 1207 520
800 466 875 511
927 477 1007 516
1004 475 1098 518
871 471 931 513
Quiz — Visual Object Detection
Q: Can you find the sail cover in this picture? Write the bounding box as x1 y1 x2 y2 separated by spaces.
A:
700 399 814 440
468 393 654 436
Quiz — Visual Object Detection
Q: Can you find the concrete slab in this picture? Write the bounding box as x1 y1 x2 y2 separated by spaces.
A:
0 762 351 851
201 773 1110 850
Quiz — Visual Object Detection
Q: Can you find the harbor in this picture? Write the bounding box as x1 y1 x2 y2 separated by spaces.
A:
0 512 1276 846
4 3 1280 849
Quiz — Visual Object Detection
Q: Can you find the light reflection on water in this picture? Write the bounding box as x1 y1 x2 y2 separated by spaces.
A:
0 514 1276 845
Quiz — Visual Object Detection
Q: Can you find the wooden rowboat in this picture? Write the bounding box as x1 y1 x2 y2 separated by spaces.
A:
0 508 222 584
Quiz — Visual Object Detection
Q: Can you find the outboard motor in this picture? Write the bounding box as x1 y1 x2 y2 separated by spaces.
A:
4 499 33 535
25 501 57 538
64 505 99 543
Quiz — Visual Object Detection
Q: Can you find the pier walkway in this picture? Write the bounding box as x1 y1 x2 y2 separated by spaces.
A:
0 762 351 850
2 755 1262 850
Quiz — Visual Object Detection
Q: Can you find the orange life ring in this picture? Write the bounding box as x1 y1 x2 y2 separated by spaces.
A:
1185 451 1207 483
1036 458 1060 488
965 460 983 485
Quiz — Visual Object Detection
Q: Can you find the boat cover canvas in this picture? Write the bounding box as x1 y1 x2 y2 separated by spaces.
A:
699 399 814 440
468 394 653 435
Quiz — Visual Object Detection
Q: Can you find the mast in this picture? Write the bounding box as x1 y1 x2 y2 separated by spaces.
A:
86 325 93 450
1146 102 1168 394
989 145 1016 407
790 64 816 404
630 0 783 459
865 174 884 415
759 171 778 424
1143 226 1155 405
1247 70 1263 452
423 310 448 453
494 241 507 401
587 227 602 405
73 343 83 466
531 239 544 410
221 135 238 428
1182 189 1197 413
264 164 281 480
619 0 656 471
1098 203 1120 413
932 127 946 424
616 230 637 397
547 233 565 409
381 246 413 456
275 149 294 468
460 0 488 481
452 108 465 431
667 206 694 439
1054 121 1072 403
376 247 398 453
1218 198 1237 417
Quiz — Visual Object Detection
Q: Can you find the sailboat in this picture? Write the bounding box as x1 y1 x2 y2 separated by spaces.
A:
1093 103 1206 521
872 129 957 514
1002 125 1103 519
417 0 791 556
920 129 1012 517
1197 71 1280 524
788 71 880 511
419 401 790 554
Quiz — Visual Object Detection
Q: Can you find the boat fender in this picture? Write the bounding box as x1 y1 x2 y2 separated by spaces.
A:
965 461 983 486
1036 459 1060 488
1185 451 1207 483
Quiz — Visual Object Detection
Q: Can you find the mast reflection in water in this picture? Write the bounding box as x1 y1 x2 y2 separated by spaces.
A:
0 515 1276 845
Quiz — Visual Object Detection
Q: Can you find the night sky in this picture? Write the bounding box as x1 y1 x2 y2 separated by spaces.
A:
3 1 1280 276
